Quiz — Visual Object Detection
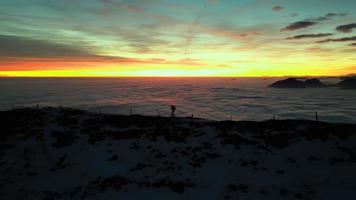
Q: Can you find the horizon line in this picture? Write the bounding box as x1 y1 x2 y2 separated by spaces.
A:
0 75 352 78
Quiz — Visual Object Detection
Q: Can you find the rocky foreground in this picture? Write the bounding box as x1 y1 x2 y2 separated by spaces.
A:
1 107 356 200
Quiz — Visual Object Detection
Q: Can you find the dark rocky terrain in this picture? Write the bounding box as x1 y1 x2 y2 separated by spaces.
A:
269 78 306 88
337 78 356 89
270 77 356 89
1 107 356 199
304 78 325 88
269 78 325 88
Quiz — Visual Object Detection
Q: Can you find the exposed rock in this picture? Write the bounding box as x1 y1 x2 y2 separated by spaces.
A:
337 78 356 89
304 78 325 88
269 78 325 88
269 78 305 88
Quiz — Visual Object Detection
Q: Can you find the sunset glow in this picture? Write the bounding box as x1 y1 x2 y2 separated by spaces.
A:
1 0 355 77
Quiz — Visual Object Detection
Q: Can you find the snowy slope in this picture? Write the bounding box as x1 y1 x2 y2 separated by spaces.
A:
1 107 356 200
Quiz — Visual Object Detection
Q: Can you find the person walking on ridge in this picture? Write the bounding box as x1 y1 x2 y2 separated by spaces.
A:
170 105 176 117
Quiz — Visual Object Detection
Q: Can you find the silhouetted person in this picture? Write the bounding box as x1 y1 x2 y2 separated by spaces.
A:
170 105 176 117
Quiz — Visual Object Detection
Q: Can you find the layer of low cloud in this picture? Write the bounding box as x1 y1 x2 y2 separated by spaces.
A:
286 33 333 40
336 23 356 33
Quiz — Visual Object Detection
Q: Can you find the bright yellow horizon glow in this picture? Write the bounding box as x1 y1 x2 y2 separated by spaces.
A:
1 65 353 77
1 46 354 77
1 55 354 77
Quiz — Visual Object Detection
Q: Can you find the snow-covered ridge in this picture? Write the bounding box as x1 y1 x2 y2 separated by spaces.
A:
1 107 356 199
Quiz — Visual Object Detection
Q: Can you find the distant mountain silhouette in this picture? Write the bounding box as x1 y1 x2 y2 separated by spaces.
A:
304 78 325 88
340 74 356 80
337 78 356 89
269 78 305 88
270 77 356 89
269 78 325 88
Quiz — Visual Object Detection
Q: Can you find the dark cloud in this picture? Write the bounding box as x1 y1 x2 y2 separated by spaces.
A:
0 35 139 63
281 21 316 31
282 13 347 31
307 13 347 22
317 36 356 43
0 35 94 58
286 33 333 40
272 6 283 12
0 35 205 67
325 13 347 17
336 23 356 33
